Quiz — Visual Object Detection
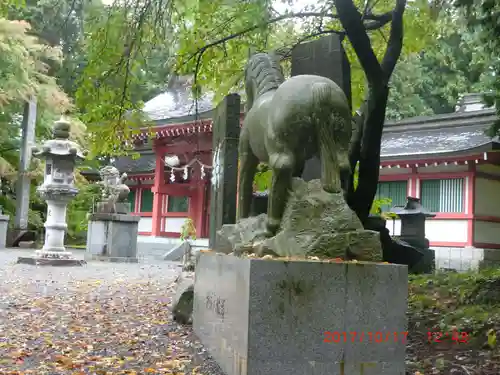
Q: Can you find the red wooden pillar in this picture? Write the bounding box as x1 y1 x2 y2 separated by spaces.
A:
134 187 141 213
410 166 418 198
193 181 209 238
151 147 165 236
467 164 476 246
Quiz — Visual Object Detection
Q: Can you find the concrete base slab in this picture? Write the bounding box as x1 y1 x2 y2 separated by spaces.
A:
87 255 139 263
17 256 86 266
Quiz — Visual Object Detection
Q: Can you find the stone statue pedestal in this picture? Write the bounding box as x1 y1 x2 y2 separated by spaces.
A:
0 213 10 248
85 213 140 263
193 253 408 375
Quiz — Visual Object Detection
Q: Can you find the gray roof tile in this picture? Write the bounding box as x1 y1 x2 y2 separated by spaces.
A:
381 109 499 158
112 152 156 173
381 124 493 157
143 86 214 121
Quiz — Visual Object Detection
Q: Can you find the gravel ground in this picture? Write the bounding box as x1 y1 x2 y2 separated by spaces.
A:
0 248 224 374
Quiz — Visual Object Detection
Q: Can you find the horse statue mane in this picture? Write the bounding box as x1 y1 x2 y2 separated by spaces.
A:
244 53 285 110
238 51 353 236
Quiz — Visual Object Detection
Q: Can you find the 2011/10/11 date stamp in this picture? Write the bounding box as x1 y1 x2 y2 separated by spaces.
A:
323 331 408 343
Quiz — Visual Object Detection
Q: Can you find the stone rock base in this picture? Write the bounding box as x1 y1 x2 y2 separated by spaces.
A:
217 178 382 260
17 256 86 266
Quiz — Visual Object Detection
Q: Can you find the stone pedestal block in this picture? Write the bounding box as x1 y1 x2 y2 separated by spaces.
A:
0 214 10 248
193 253 408 375
85 213 140 262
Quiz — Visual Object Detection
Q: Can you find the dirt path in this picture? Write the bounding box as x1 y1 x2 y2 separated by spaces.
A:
0 249 197 374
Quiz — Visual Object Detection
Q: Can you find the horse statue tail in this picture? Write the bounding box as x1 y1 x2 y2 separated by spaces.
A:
310 82 352 195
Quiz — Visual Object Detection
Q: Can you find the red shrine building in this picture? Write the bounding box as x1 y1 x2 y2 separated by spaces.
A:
115 83 500 270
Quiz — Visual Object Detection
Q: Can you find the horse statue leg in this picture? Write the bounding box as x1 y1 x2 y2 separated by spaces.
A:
237 128 259 220
266 149 295 236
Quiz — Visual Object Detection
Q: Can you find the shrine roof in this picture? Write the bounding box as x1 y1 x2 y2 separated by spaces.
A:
142 76 215 123
105 102 500 175
381 108 499 159
112 151 156 174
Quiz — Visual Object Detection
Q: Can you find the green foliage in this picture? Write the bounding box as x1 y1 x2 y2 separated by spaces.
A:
7 0 87 98
0 18 71 112
409 268 500 342
455 0 500 136
66 180 101 245
253 163 272 192
171 0 437 110
386 7 494 120
180 218 196 241
75 1 174 157
72 0 441 154
0 0 91 237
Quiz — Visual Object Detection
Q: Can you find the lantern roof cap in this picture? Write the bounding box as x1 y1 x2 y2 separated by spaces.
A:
390 197 436 217
32 118 86 160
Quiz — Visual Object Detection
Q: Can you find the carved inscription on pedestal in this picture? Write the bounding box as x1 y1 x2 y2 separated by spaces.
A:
205 292 226 319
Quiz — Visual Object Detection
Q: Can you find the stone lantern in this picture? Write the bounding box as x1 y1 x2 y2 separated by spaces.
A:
391 196 435 273
17 118 86 266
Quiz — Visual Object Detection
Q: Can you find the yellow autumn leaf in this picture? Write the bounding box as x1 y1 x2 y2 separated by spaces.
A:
487 329 496 349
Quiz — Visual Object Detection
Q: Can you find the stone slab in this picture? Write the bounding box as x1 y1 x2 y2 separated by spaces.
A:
87 213 140 222
163 240 190 261
17 257 86 266
193 253 408 375
85 217 139 261
86 255 139 263
209 94 240 249
291 35 352 183
18 241 36 249
0 214 9 248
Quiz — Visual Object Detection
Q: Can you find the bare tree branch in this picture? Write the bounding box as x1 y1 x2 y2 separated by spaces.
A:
334 0 383 85
381 0 406 78
181 10 394 67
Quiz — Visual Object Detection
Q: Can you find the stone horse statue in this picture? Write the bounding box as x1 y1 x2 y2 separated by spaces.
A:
238 52 353 235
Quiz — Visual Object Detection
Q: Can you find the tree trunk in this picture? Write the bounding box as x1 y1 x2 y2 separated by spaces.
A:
349 85 389 223
335 0 406 224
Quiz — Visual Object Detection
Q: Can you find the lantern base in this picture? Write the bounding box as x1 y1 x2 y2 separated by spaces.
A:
17 251 86 266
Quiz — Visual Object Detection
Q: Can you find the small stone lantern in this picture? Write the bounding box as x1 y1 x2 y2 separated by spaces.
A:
17 118 86 266
391 197 435 249
391 197 435 273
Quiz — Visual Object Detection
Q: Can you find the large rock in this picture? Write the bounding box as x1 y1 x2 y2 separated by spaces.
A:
171 271 195 325
217 178 382 261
